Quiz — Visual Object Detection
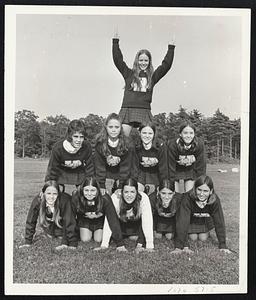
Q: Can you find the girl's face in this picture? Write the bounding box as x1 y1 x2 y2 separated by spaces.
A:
159 187 174 207
106 119 121 140
138 53 149 71
196 184 212 202
180 126 195 145
83 185 98 201
140 126 154 145
71 131 84 149
123 185 137 204
44 186 58 206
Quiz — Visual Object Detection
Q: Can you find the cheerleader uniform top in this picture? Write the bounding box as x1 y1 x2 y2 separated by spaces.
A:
167 137 206 181
24 192 78 247
132 142 168 186
112 38 175 110
175 191 227 249
71 191 124 247
101 192 154 249
45 139 94 186
94 141 132 189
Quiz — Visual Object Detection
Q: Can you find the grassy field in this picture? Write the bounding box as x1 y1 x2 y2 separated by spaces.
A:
13 159 240 284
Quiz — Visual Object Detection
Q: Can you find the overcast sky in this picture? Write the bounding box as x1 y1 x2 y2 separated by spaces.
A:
15 10 243 120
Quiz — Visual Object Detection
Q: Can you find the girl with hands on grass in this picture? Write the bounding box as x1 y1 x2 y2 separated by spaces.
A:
167 121 206 193
154 179 183 240
112 30 175 137
72 177 125 250
171 175 231 254
97 178 154 253
19 180 77 250
94 113 132 196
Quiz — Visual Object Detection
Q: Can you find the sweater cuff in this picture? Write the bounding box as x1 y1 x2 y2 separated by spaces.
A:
175 239 184 249
168 44 175 49
219 242 227 249
25 239 32 245
69 240 78 248
61 238 68 246
146 241 154 249
113 38 119 43
116 240 125 247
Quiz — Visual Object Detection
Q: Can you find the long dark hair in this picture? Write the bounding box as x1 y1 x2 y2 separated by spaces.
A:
137 122 161 150
189 175 216 203
39 180 62 228
130 49 154 91
77 177 103 214
156 179 177 215
119 178 142 222
95 113 129 157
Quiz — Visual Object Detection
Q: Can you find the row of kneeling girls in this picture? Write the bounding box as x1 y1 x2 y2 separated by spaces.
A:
20 175 231 254
44 114 206 197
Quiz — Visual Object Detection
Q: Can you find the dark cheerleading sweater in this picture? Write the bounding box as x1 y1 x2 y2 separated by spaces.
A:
24 192 78 247
112 38 175 110
94 142 132 189
132 142 168 186
167 137 206 181
71 192 124 247
175 192 227 249
45 140 94 186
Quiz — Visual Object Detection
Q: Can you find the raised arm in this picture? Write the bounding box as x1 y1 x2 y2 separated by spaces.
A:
152 44 175 85
112 38 132 79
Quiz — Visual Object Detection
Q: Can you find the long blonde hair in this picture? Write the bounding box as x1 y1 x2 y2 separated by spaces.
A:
39 180 62 228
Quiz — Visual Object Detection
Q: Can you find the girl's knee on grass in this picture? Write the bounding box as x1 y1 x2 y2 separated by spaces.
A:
198 232 209 241
94 229 103 243
129 235 138 241
189 233 198 241
154 232 162 239
80 228 93 242
165 233 174 240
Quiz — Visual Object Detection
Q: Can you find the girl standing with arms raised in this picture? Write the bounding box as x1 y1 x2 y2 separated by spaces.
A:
112 32 175 136
167 121 206 193
94 113 132 195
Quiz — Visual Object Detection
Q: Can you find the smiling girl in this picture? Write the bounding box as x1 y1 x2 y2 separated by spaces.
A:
20 180 77 250
45 119 94 188
171 175 231 254
98 178 154 252
112 33 175 136
132 122 168 230
94 113 132 195
167 121 206 193
71 177 124 248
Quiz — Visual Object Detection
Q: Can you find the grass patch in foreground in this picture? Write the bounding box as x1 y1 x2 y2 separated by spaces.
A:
13 159 240 284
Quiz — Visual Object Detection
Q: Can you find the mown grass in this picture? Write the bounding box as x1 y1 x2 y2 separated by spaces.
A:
13 159 240 284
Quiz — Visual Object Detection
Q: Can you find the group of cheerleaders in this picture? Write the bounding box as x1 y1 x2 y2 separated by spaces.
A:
20 35 231 254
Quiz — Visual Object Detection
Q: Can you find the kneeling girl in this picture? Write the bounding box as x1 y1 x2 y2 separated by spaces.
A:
72 177 124 248
100 178 154 252
20 180 77 250
172 175 231 254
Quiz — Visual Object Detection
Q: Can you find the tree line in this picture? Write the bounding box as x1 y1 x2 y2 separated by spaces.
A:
14 106 240 163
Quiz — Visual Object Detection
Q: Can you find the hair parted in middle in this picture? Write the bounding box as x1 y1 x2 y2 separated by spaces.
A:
137 121 162 149
39 180 62 228
95 112 129 157
77 177 103 214
66 119 86 142
119 177 142 222
189 175 216 203
130 49 154 91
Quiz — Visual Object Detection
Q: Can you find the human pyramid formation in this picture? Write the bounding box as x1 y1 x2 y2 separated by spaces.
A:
20 34 231 254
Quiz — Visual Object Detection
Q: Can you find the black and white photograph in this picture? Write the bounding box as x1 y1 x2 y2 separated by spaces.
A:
4 5 250 295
